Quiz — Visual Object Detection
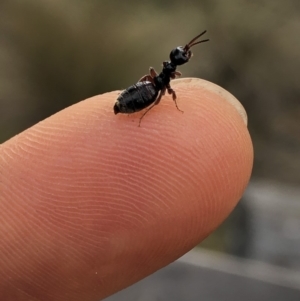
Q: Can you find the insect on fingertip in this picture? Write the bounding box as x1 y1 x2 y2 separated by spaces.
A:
114 30 209 126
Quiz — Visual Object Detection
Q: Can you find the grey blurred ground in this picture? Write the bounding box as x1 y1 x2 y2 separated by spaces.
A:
243 181 300 269
105 249 300 301
105 181 300 301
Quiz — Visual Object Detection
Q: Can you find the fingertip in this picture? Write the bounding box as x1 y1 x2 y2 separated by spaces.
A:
172 77 248 126
1 78 253 300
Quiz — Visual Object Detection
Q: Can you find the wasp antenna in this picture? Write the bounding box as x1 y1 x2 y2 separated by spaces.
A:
184 30 207 50
189 38 209 48
188 30 207 45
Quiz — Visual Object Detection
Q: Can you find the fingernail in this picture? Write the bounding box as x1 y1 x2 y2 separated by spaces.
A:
173 78 248 126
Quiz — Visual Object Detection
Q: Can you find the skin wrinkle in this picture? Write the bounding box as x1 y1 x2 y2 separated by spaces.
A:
2 217 85 267
27 133 183 206
1 257 50 294
11 184 176 245
123 127 212 202
0 78 253 301
110 164 176 207
5 204 105 258
42 200 135 232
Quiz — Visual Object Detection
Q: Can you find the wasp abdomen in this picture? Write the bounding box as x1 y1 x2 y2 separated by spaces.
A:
114 81 159 114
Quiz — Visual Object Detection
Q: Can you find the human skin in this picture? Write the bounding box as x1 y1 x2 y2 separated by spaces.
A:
0 78 253 301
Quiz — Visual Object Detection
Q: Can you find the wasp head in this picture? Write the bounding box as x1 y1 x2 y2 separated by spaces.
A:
169 46 192 65
169 30 209 66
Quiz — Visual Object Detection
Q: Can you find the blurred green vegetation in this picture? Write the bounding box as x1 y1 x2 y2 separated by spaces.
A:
1 0 299 254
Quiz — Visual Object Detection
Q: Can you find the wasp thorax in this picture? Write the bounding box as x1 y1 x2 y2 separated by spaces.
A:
169 46 191 65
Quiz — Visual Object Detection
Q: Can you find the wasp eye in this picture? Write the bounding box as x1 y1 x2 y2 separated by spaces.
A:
169 46 191 65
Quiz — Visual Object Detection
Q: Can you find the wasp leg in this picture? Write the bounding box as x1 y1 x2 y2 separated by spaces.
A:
138 67 158 83
138 104 155 127
138 74 153 83
154 87 166 105
138 87 166 127
170 71 182 79
167 84 183 113
150 67 158 78
174 71 182 77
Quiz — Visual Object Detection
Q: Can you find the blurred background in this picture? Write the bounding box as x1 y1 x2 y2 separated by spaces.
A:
1 0 300 300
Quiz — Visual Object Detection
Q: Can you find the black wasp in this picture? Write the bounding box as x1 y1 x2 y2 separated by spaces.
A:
114 30 209 126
